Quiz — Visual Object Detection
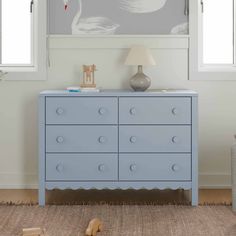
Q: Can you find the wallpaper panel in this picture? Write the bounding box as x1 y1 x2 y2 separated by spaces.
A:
48 0 189 35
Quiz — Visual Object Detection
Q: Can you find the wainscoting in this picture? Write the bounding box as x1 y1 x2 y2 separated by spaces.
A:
0 35 234 189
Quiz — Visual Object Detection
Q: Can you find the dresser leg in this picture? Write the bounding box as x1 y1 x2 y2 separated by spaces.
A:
191 187 198 206
38 188 46 206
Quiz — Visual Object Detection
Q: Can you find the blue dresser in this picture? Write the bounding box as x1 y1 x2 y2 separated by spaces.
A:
39 90 198 206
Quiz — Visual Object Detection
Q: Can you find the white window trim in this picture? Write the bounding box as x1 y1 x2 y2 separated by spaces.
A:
189 0 236 80
0 0 47 81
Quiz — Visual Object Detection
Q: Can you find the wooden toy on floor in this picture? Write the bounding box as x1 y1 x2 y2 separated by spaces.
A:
22 228 45 236
85 218 103 236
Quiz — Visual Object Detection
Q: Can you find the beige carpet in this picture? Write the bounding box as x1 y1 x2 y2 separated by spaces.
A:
0 205 236 236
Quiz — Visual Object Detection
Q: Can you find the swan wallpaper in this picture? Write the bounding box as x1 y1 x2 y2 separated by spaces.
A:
48 0 189 35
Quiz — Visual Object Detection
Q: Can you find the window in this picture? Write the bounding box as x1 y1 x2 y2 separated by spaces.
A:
0 0 47 80
0 0 35 70
199 0 235 68
189 0 236 80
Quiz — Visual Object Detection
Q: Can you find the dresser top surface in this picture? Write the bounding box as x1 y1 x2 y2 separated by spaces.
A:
40 89 198 97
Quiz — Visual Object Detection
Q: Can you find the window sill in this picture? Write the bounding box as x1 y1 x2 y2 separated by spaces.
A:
0 66 37 73
198 65 236 73
0 67 47 81
190 69 236 81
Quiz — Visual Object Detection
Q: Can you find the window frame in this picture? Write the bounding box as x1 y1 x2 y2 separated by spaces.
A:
0 0 47 80
0 0 35 69
189 0 236 80
200 0 236 69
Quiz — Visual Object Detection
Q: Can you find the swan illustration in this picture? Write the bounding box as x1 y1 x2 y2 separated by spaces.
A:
120 0 167 13
171 22 189 35
63 0 120 35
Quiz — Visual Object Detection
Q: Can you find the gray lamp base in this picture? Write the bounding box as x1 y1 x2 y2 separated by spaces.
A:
130 65 151 92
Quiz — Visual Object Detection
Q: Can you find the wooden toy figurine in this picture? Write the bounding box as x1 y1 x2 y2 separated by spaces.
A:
22 228 45 236
85 218 103 236
81 64 97 88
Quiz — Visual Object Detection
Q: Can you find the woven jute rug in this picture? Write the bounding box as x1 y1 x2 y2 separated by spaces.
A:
0 205 236 236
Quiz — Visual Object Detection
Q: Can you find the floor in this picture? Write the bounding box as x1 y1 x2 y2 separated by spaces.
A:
1 205 235 236
0 189 232 205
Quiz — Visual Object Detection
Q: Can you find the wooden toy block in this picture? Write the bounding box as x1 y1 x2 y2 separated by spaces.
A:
81 64 97 88
22 228 45 236
85 218 103 236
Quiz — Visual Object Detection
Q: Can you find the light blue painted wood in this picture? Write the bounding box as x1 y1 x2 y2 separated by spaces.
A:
46 125 118 153
46 182 192 190
119 154 191 181
39 90 198 206
119 97 191 125
46 154 118 181
40 90 198 97
191 96 199 206
46 97 118 125
38 96 46 206
119 126 191 153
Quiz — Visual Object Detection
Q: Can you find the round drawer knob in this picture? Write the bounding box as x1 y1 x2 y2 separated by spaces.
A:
130 107 136 115
98 107 106 115
56 164 64 172
98 164 106 172
172 108 179 115
130 136 137 143
130 164 137 172
56 136 64 143
56 108 64 115
98 136 107 144
172 164 180 172
172 136 180 144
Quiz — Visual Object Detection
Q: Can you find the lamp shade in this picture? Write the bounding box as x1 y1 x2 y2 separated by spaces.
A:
125 45 156 66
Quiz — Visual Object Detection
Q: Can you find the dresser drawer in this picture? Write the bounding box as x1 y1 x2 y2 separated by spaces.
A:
119 97 191 124
119 126 191 153
46 154 118 181
46 97 118 124
46 126 118 153
119 154 191 181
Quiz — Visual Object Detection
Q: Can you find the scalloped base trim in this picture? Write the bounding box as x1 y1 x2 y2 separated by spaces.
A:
45 181 192 191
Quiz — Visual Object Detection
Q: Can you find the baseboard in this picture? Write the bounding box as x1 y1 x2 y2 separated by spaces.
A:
0 173 38 189
199 172 231 189
0 172 232 189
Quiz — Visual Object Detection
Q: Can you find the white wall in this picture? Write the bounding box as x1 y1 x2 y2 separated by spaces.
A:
0 36 234 189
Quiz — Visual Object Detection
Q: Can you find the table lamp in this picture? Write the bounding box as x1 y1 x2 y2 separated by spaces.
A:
125 45 156 91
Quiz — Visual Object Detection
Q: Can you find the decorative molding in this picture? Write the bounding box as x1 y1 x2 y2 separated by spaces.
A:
46 182 192 190
49 35 190 50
